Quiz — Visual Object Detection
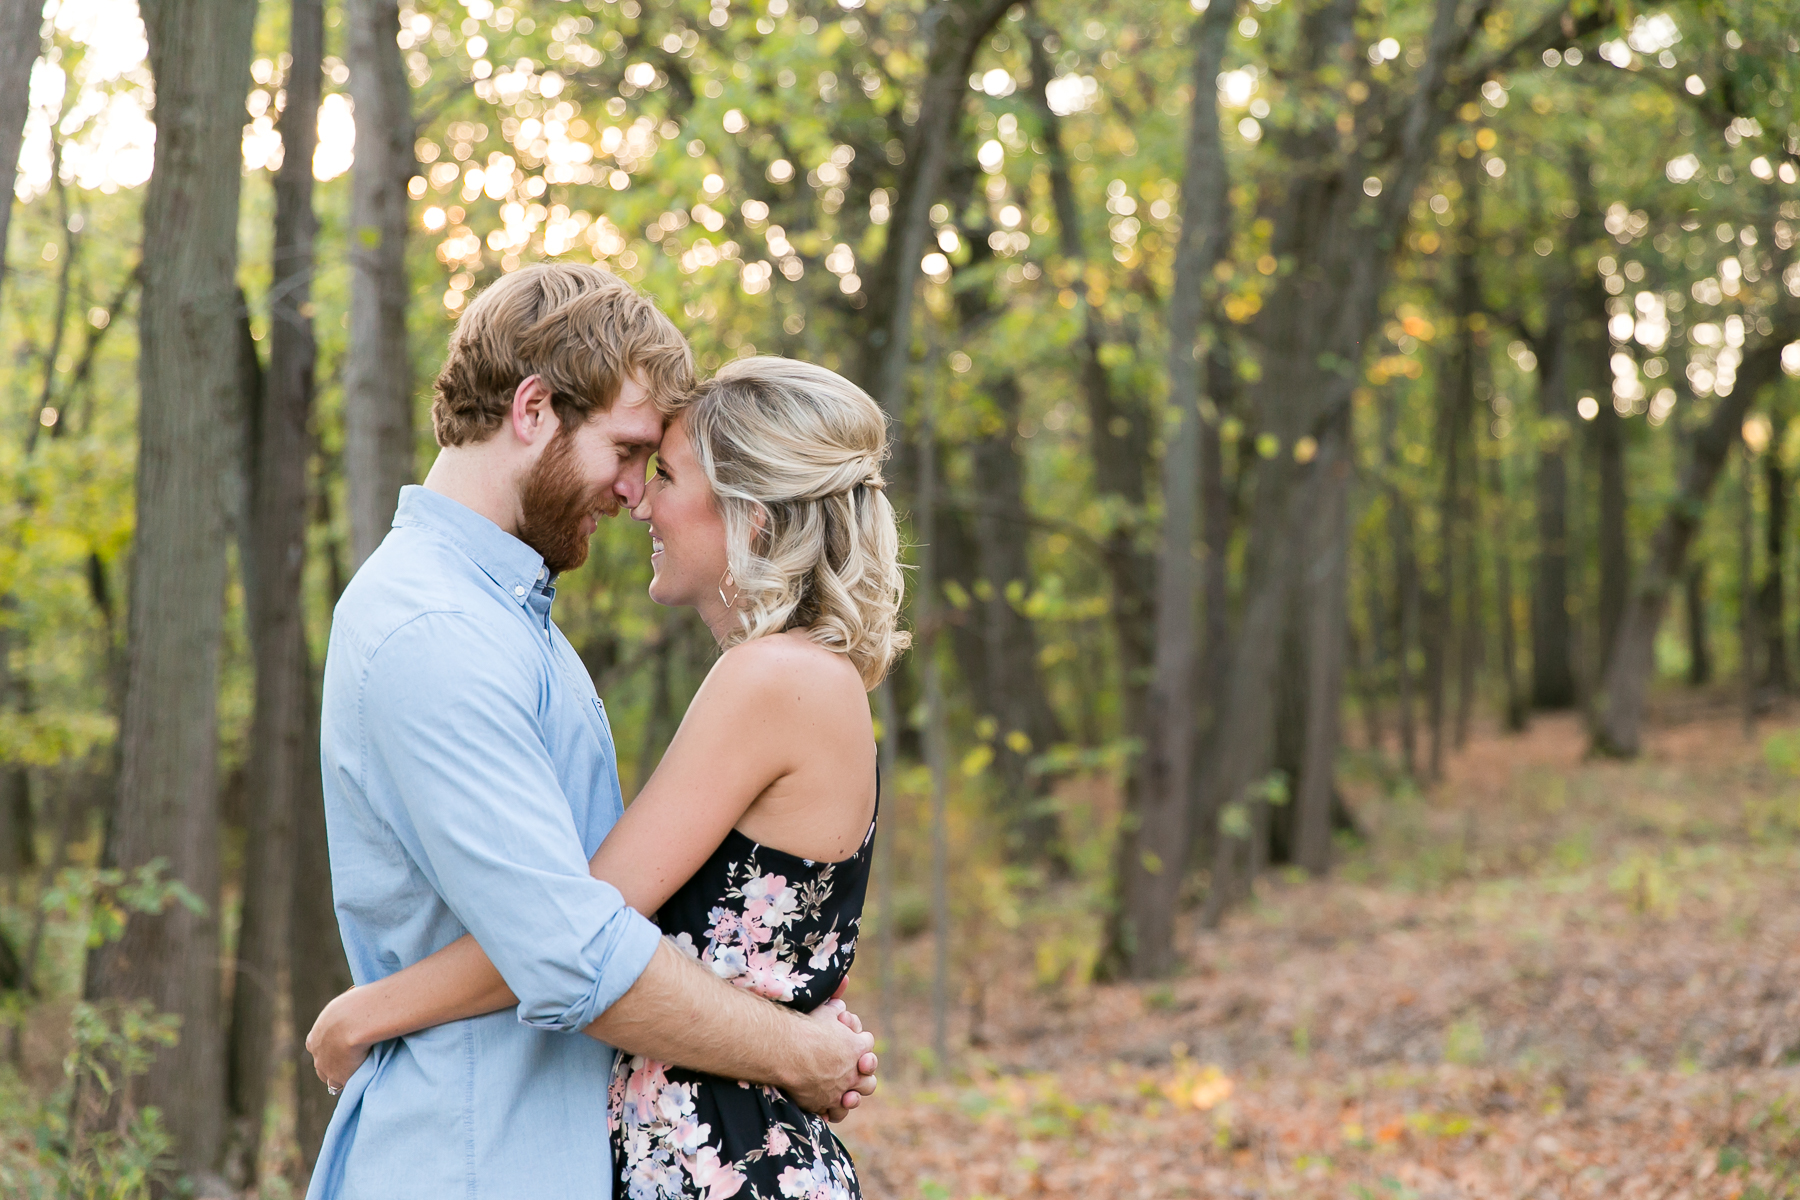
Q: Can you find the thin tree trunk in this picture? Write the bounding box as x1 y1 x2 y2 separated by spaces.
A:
1110 0 1234 979
1686 563 1711 686
1529 295 1577 709
1450 168 1482 749
1742 443 1759 737
1489 427 1526 730
1028 28 1155 721
916 386 952 1073
344 0 417 567
88 0 258 1178
223 1 322 1179
0 0 41 305
1592 317 1795 754
1594 401 1628 674
1295 413 1351 875
967 375 1064 858
1760 416 1789 692
1381 394 1419 776
1356 536 1387 753
1198 335 1234 723
290 681 349 1179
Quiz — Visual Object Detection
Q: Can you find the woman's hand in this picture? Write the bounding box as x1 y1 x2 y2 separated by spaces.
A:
307 986 375 1092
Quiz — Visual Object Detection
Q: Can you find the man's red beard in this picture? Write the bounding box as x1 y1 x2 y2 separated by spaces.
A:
516 428 616 574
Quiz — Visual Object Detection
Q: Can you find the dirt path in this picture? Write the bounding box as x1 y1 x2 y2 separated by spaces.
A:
842 707 1800 1199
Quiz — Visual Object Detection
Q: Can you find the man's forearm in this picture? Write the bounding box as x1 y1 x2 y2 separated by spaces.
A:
585 939 814 1091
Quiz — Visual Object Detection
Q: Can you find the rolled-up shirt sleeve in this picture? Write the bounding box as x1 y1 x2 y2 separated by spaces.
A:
360 612 661 1032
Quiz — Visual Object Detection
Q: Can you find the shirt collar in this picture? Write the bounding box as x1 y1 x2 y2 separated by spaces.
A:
391 485 550 609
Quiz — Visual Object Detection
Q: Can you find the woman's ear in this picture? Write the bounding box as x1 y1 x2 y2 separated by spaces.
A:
509 375 558 445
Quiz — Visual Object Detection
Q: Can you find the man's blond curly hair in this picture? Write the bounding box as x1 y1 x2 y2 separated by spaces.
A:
684 357 910 689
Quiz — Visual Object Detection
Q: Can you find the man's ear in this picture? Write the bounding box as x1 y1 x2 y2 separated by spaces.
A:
509 376 558 445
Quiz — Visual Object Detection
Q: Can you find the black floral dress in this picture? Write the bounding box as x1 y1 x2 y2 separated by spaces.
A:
608 796 875 1200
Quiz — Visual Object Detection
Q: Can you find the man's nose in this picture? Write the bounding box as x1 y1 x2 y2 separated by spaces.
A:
614 468 646 510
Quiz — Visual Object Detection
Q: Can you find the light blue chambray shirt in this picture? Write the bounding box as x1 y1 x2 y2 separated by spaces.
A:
307 486 663 1200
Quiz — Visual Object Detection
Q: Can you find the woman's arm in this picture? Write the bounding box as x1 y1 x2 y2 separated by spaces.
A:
307 643 805 1085
589 638 811 914
306 934 514 1086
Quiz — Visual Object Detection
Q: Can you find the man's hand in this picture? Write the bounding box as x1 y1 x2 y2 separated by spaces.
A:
790 998 877 1121
307 987 374 1092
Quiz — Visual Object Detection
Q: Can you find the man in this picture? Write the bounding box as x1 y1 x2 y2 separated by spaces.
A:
306 264 876 1198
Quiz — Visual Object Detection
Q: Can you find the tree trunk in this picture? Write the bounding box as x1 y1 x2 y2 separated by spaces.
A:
1489 429 1527 730
0 0 41 304
344 0 417 567
1686 562 1711 686
1199 0 1520 923
967 376 1064 858
1529 293 1577 709
1384 399 1420 775
1294 413 1351 875
1029 20 1158 949
88 0 257 1178
1741 443 1760 735
223 1 323 1180
1450 168 1482 750
915 391 952 1073
1594 402 1629 673
1198 336 1234 722
1760 416 1789 692
1109 0 1234 979
290 682 349 1179
1592 315 1795 755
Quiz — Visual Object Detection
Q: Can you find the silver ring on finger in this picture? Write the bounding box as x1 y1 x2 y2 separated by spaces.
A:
327 1085 341 1096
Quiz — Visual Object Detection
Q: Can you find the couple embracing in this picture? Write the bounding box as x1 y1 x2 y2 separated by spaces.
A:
302 262 906 1200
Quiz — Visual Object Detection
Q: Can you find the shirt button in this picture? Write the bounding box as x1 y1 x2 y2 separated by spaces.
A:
514 585 527 597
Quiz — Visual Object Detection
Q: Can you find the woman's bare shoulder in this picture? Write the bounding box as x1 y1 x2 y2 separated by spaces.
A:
705 632 867 710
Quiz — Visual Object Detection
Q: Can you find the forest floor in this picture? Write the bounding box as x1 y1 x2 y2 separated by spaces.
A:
841 698 1800 1200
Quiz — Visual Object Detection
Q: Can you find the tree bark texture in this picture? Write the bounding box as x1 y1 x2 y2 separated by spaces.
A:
1110 0 1234 979
0 0 42 303
967 376 1064 858
1028 25 1155 716
1759 416 1789 692
1686 563 1711 686
1294 414 1352 875
290 683 350 1178
92 0 257 1176
223 1 323 1182
1594 401 1629 673
1489 433 1527 730
345 0 417 567
1593 311 1797 756
1528 291 1577 708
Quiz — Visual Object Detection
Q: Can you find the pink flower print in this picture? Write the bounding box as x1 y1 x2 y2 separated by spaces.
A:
686 1146 747 1200
776 1156 840 1200
807 931 839 970
742 873 800 929
619 1057 672 1126
671 932 700 959
764 1123 791 1157
739 948 809 1002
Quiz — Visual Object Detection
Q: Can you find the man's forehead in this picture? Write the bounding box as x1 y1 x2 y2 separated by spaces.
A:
609 374 667 446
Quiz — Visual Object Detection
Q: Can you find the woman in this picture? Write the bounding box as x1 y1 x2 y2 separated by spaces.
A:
307 356 908 1200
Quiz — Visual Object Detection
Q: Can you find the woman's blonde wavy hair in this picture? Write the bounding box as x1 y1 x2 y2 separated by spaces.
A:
683 356 909 689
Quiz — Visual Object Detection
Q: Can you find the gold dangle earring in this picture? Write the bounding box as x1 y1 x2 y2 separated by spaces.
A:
718 570 739 610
